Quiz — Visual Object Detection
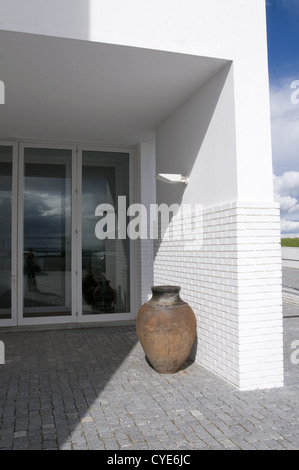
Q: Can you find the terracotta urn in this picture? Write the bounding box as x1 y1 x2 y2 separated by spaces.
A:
136 286 197 374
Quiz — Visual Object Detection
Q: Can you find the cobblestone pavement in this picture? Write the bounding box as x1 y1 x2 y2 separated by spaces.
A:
0 305 299 450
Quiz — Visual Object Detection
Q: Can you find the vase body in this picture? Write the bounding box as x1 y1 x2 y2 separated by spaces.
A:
136 286 197 374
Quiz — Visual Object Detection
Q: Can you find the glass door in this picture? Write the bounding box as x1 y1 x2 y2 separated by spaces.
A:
18 145 75 324
0 144 17 326
78 149 131 320
0 142 135 328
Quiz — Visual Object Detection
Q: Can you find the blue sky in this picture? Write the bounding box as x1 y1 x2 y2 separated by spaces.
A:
266 0 299 236
267 0 299 82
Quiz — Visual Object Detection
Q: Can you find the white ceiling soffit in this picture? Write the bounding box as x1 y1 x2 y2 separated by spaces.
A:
0 30 228 144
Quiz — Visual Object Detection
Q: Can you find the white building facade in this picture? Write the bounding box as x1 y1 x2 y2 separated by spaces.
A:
0 0 283 391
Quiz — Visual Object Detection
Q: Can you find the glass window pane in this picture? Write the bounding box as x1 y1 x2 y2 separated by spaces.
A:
23 148 72 318
82 151 130 315
0 146 13 320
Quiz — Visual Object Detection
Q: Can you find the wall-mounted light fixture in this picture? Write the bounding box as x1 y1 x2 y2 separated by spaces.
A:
156 173 189 184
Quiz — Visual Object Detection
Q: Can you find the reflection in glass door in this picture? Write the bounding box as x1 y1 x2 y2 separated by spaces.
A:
81 151 130 316
0 143 134 328
0 145 15 323
21 147 73 319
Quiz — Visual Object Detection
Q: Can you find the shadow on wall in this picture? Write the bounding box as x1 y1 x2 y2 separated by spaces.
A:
156 62 236 210
153 62 236 276
154 63 235 245
154 63 236 366
1 0 91 40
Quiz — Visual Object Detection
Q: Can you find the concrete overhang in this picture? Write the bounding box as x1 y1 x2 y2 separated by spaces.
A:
0 29 229 144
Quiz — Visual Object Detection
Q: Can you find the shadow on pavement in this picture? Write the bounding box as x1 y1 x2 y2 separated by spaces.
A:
0 325 139 449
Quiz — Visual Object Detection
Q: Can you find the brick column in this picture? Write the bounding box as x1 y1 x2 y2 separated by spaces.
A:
153 201 284 391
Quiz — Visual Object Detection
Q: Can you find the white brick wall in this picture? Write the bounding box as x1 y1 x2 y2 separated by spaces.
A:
153 201 284 391
140 238 154 304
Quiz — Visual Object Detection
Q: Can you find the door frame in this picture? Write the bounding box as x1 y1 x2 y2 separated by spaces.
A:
0 141 18 327
0 140 140 328
76 144 139 325
17 142 77 326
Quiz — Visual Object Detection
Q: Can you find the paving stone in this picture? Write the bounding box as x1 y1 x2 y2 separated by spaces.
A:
0 310 299 450
13 430 27 438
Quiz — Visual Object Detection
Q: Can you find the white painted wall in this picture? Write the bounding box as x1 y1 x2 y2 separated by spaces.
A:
0 0 269 60
0 0 274 202
0 0 281 390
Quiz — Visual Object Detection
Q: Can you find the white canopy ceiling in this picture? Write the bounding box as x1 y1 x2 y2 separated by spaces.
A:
0 29 228 144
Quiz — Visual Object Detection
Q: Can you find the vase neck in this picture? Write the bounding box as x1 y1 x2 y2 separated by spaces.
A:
151 286 182 305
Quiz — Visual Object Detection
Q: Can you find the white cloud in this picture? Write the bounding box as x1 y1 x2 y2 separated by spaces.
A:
273 171 299 197
25 191 71 218
273 171 299 236
274 193 298 211
280 219 299 234
270 80 299 174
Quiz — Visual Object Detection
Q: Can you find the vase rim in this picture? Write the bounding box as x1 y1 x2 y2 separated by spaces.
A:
151 285 181 294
